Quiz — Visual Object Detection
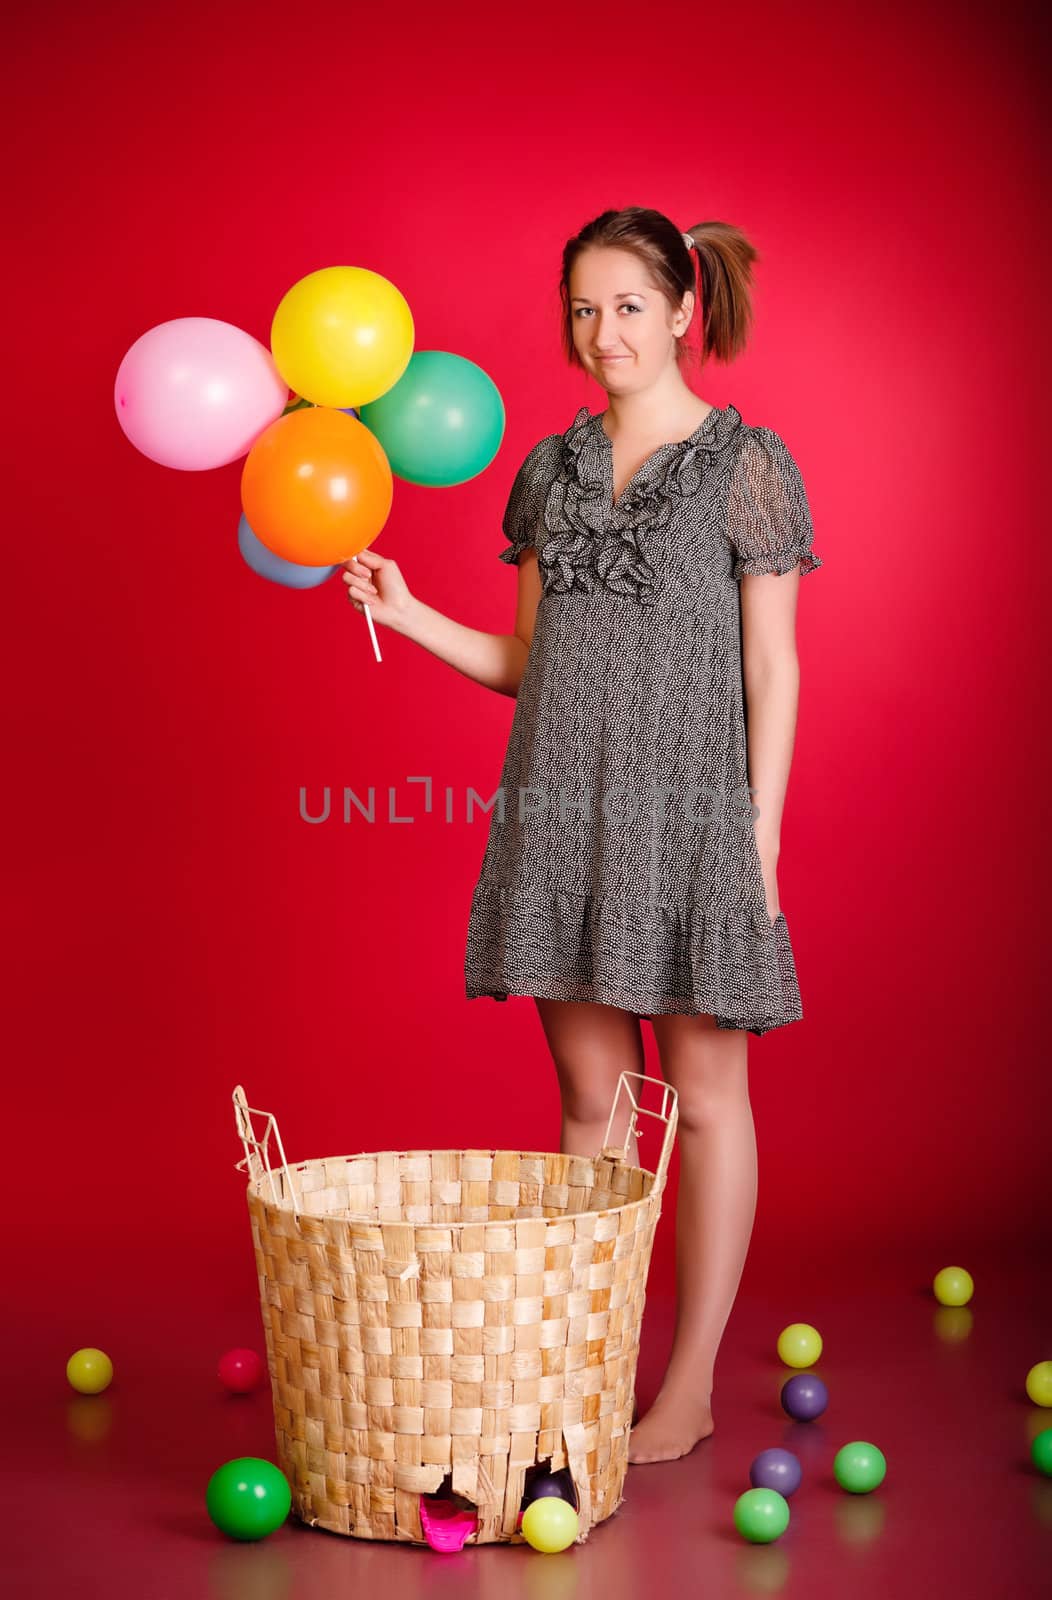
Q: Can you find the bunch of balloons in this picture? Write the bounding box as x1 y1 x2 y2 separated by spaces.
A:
114 264 507 662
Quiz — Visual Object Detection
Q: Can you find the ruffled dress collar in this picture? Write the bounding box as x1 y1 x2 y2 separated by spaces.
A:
540 403 744 607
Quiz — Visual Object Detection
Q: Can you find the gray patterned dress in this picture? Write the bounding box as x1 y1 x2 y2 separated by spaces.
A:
463 401 823 1034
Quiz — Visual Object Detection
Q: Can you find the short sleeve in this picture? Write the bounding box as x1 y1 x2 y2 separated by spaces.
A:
726 427 823 580
497 438 554 566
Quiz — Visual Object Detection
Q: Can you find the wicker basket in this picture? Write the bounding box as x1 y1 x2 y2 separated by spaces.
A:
232 1070 679 1547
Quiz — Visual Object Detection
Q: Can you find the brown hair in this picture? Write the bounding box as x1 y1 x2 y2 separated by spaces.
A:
558 206 759 371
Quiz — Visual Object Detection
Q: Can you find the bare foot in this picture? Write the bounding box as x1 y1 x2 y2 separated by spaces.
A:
627 1388 714 1464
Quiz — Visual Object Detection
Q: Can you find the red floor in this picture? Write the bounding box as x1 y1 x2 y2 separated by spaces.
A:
12 1234 1050 1598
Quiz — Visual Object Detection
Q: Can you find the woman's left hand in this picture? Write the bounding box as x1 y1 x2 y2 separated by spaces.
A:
756 836 781 925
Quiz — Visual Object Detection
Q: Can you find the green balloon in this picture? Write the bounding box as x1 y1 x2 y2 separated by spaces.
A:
733 1487 790 1543
833 1441 887 1493
206 1456 291 1541
1032 1428 1052 1477
358 350 505 486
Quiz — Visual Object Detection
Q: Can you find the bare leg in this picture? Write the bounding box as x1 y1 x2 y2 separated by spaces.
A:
534 997 644 1167
627 1013 756 1464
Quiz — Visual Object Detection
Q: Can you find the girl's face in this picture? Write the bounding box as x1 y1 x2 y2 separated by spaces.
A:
569 246 693 394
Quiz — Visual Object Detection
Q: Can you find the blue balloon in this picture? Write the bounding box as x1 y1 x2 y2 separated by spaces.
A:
237 513 338 590
750 1447 802 1496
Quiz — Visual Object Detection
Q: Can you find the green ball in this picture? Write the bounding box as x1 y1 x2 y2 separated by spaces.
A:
205 1457 291 1541
1032 1428 1052 1477
733 1487 790 1543
833 1441 887 1493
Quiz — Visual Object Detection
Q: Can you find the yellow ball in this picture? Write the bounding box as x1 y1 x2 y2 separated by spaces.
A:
1026 1362 1052 1407
270 265 414 409
67 1347 113 1394
932 1267 974 1307
521 1495 579 1553
777 1323 823 1368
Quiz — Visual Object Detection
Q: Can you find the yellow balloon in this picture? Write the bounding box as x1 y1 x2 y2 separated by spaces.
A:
1026 1361 1052 1407
521 1496 579 1553
777 1323 823 1368
67 1347 113 1394
932 1266 974 1307
271 266 414 409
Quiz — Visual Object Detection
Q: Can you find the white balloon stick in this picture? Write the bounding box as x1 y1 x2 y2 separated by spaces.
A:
362 595 383 664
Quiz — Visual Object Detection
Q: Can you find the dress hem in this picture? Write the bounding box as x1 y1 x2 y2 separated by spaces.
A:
464 879 804 1037
464 980 801 1037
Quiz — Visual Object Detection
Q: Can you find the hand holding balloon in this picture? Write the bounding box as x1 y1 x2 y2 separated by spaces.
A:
342 549 415 634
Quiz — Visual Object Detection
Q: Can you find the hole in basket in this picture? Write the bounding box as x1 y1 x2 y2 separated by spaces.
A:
522 1459 580 1515
429 1473 477 1513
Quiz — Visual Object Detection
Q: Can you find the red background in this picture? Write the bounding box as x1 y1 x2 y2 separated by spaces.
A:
5 0 1049 1295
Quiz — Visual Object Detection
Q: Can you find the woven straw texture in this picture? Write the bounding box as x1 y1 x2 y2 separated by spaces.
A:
236 1082 677 1547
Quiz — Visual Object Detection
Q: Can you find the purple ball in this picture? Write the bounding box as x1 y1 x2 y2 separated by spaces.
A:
750 1446 803 1496
523 1467 577 1509
781 1372 829 1421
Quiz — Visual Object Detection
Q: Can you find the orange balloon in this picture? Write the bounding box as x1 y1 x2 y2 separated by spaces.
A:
241 406 393 564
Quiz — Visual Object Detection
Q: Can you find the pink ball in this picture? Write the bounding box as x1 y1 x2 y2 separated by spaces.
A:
218 1347 264 1394
114 317 289 470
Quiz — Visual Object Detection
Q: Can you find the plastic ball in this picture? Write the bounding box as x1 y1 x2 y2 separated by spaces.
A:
749 1447 802 1497
777 1322 823 1367
933 1266 974 1306
523 1467 577 1509
781 1372 829 1421
733 1487 790 1543
218 1348 264 1394
520 1495 579 1553
1031 1428 1052 1476
833 1441 887 1493
66 1348 113 1394
1026 1362 1052 1406
205 1457 291 1541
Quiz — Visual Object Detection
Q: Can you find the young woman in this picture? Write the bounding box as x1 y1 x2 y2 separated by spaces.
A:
342 207 823 1464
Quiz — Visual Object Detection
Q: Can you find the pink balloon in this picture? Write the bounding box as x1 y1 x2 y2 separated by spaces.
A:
114 317 290 471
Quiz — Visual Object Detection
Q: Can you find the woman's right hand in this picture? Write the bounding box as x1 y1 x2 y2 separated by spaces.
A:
341 547 415 633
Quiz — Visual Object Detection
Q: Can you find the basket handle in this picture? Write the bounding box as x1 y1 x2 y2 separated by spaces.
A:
232 1085 302 1216
598 1071 679 1196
